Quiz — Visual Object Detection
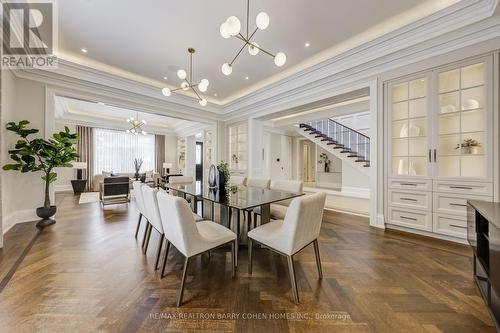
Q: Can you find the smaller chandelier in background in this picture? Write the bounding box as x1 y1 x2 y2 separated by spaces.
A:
126 113 147 135
161 48 209 106
219 0 286 76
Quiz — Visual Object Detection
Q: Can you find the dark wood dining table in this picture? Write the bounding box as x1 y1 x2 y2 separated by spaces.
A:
163 183 304 265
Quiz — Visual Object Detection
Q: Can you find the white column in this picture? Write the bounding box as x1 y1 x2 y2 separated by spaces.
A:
248 118 264 177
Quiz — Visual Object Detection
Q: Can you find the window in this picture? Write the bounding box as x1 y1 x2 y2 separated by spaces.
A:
93 128 155 174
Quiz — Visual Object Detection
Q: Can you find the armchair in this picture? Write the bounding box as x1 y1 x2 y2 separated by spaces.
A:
100 176 130 206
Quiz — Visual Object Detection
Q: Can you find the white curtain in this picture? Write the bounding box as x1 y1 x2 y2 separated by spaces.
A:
93 128 155 174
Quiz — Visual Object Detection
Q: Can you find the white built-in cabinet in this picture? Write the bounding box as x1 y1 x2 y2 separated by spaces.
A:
386 56 494 241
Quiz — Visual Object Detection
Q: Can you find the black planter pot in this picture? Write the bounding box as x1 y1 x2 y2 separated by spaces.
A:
36 206 56 228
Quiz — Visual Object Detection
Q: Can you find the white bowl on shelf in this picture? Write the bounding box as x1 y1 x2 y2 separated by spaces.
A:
462 99 479 110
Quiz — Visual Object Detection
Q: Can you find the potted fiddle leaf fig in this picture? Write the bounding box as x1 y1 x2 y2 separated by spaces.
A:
2 121 78 228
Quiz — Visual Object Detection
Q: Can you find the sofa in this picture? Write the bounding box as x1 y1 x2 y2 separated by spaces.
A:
92 172 161 192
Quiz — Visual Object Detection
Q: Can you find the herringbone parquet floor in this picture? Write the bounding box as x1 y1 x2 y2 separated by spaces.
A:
0 193 495 332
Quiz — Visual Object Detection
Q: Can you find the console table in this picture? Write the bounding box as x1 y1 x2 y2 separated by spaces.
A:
467 200 500 330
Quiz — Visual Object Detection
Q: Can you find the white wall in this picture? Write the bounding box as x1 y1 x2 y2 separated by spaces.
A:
165 135 178 172
263 131 292 180
53 122 77 192
185 135 196 178
1 75 46 235
316 146 342 189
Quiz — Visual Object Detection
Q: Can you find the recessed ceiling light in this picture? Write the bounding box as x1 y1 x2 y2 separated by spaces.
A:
97 102 105 105
214 93 218 97
245 76 249 80
304 42 310 47
81 48 88 53
163 76 168 80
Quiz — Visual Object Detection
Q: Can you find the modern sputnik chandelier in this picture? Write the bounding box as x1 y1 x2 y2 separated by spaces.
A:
161 48 209 106
126 111 147 135
219 0 286 76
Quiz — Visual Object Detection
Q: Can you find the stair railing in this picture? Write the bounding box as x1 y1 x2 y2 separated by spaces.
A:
302 118 370 162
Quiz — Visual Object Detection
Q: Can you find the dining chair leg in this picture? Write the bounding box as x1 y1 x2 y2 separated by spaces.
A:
143 224 152 254
231 241 236 278
155 234 164 270
134 213 142 238
235 209 240 267
248 238 253 274
248 211 253 230
177 256 190 307
313 239 323 279
161 240 171 278
287 255 300 304
141 221 149 248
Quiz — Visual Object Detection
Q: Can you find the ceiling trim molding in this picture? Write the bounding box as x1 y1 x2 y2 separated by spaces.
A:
223 15 500 122
16 72 219 124
14 61 222 122
223 0 497 112
11 0 499 123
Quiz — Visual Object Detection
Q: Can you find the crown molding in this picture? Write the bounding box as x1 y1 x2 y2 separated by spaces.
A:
11 0 499 123
222 0 499 121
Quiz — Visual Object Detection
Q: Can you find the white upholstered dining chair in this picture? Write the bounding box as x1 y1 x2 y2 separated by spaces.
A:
133 182 155 254
246 178 270 189
142 185 167 270
230 176 247 186
132 181 147 240
247 192 326 304
253 180 304 221
156 191 237 307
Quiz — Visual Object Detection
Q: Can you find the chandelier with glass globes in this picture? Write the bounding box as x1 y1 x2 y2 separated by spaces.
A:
219 0 286 76
126 112 147 135
161 48 209 106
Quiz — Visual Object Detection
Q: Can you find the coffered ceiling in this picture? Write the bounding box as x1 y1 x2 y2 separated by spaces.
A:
57 0 461 105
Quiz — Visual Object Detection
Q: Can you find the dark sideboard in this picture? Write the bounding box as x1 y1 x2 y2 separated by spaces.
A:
467 200 500 330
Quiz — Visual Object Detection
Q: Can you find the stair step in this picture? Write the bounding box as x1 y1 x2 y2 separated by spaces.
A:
333 146 344 149
326 141 339 145
364 163 370 167
320 138 330 142
314 135 324 138
340 150 351 153
303 128 314 131
355 159 368 163
347 155 358 158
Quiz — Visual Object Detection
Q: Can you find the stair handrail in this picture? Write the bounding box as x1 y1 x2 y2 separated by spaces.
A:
329 119 369 140
301 118 371 162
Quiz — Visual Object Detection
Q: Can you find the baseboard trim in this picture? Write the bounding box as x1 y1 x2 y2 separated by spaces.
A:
55 184 73 193
324 207 369 218
386 223 468 245
304 186 370 199
3 209 39 235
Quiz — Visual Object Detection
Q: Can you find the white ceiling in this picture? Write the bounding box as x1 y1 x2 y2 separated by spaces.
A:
57 0 460 104
54 96 200 134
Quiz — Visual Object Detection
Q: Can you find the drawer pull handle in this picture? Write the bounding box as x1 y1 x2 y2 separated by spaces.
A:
400 198 418 202
449 186 473 190
449 203 467 207
401 183 417 186
450 224 467 229
400 216 418 221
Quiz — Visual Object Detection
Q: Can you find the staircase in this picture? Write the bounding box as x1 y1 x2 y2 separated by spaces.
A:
298 118 370 175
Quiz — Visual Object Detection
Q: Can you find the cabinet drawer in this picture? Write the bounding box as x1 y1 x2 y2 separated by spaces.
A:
433 181 492 196
388 208 432 231
433 213 467 239
389 190 431 210
433 193 492 217
388 178 432 191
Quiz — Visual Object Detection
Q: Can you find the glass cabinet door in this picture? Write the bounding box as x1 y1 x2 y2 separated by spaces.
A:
437 62 486 178
228 123 247 171
390 77 429 176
